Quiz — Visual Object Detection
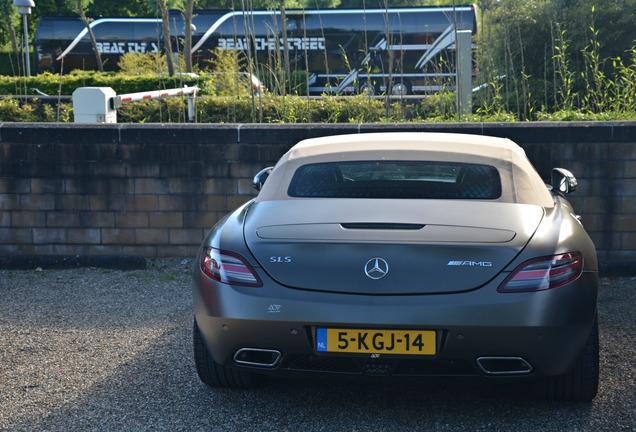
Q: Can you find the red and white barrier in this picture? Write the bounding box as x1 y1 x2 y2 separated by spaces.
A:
73 86 199 123
113 86 199 108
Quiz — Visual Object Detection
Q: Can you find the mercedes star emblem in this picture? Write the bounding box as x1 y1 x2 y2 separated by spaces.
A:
365 257 389 280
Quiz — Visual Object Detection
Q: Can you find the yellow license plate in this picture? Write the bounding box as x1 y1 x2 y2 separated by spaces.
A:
316 328 436 355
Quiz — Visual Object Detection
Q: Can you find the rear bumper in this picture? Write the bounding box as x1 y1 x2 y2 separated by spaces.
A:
193 270 598 379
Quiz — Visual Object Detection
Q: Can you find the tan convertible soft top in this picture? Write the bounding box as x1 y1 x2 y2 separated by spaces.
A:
257 132 554 207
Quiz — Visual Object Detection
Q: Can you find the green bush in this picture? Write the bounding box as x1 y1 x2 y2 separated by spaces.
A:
0 97 72 122
196 95 262 123
118 97 191 123
2 91 635 123
1 72 634 123
0 71 208 97
114 94 391 124
202 48 253 98
117 52 171 76
0 97 38 121
192 94 388 124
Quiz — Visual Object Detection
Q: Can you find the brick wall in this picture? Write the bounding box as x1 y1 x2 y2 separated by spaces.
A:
1 122 635 274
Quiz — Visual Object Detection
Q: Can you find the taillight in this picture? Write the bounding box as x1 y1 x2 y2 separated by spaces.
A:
200 247 262 287
498 252 583 293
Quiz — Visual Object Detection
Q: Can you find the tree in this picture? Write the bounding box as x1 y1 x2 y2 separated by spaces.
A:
87 0 152 17
476 0 636 117
156 0 176 76
184 0 194 72
66 0 103 72
0 0 19 52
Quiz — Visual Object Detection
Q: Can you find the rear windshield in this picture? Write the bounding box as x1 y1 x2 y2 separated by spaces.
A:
288 161 502 199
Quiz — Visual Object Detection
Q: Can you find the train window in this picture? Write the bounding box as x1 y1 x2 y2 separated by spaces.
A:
133 22 162 40
50 19 85 41
92 22 134 40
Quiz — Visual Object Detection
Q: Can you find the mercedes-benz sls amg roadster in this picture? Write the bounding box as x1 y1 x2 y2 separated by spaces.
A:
192 132 599 401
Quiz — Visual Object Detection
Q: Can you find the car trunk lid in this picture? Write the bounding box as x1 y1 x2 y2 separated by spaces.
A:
244 200 544 295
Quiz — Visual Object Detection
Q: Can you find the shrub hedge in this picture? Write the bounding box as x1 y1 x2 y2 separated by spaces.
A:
115 94 419 124
1 72 634 123
0 97 73 122
0 72 446 123
0 92 450 123
0 71 205 97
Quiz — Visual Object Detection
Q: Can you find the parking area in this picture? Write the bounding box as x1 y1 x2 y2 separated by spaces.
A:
1 260 634 432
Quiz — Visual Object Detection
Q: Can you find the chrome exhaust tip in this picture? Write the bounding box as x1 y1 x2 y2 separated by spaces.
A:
233 348 282 368
476 357 533 376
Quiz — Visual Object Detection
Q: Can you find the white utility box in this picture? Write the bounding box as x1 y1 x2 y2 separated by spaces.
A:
72 87 117 123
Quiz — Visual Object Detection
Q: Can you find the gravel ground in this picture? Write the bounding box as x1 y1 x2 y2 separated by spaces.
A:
0 260 634 432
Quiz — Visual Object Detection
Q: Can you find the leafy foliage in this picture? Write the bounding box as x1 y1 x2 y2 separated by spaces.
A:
0 97 38 121
0 0 19 51
0 97 72 122
202 48 252 97
117 52 169 75
0 70 204 96
476 0 636 119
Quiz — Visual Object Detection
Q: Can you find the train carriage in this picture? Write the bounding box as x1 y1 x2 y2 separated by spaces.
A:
34 5 477 95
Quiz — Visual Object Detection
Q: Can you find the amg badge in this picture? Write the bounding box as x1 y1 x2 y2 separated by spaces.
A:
447 260 493 267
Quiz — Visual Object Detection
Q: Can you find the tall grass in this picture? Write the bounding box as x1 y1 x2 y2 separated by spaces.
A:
474 3 636 121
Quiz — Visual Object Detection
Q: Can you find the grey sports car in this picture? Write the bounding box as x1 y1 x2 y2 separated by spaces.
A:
192 132 599 401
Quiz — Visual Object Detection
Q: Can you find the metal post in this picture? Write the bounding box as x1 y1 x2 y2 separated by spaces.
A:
13 0 35 77
23 14 30 76
187 95 195 123
456 30 472 118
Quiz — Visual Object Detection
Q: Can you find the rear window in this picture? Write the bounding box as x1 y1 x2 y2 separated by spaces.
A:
287 161 502 199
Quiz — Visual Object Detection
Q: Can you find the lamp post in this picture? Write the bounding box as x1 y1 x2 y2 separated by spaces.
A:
13 0 36 77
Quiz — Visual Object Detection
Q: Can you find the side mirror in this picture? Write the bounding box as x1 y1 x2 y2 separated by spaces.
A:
551 168 577 194
252 167 273 191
